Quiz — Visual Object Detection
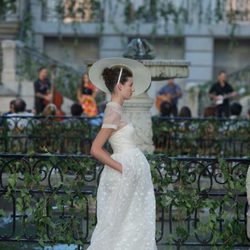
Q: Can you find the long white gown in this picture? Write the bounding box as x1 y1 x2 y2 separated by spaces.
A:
87 101 157 250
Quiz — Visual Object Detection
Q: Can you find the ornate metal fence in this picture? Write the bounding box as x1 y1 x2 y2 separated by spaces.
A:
0 115 250 157
0 116 101 154
152 116 250 157
0 154 249 249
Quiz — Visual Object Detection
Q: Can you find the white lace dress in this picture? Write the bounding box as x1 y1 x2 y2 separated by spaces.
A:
87 101 157 250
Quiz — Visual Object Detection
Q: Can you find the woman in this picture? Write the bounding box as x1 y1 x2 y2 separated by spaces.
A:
77 73 98 117
87 58 157 250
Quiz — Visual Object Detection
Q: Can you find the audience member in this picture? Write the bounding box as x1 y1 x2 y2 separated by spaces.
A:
178 106 192 118
230 102 242 119
3 99 15 116
7 98 33 130
160 101 172 117
0 99 16 126
71 103 84 116
42 103 57 116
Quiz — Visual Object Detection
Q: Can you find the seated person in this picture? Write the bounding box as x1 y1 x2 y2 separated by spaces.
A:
7 98 34 130
42 103 57 117
230 102 242 119
160 101 172 117
178 106 192 118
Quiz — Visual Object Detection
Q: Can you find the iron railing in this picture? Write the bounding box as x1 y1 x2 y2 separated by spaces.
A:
152 116 250 157
0 115 102 154
0 115 250 157
0 154 249 249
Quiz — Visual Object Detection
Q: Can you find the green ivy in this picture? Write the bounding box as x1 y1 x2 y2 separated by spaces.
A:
0 155 249 248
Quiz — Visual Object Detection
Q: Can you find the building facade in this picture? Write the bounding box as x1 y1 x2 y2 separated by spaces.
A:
30 0 250 84
1 0 250 115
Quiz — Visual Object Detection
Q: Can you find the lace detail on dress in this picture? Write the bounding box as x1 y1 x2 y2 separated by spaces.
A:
87 117 157 250
101 102 128 130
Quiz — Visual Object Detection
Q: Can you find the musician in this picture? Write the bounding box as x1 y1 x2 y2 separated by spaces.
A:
157 78 182 116
34 67 51 114
209 71 237 117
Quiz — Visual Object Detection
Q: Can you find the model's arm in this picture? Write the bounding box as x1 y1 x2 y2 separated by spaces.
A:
90 128 123 173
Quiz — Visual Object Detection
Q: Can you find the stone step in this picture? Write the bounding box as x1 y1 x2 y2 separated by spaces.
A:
0 34 18 40
0 21 19 33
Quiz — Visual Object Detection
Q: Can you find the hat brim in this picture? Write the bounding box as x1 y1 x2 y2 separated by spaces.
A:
88 57 151 96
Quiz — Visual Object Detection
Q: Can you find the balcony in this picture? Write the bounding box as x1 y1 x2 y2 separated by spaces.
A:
41 0 103 23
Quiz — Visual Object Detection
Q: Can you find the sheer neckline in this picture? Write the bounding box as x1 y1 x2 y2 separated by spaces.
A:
107 101 123 108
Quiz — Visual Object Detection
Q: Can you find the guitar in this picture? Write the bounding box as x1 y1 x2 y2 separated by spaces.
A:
213 87 246 105
155 93 172 111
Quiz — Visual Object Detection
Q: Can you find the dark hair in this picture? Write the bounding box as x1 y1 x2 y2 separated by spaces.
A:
218 70 226 76
71 103 83 116
80 72 92 94
38 66 46 73
102 67 133 93
160 101 172 117
13 98 26 113
179 106 192 118
230 102 242 116
10 99 16 106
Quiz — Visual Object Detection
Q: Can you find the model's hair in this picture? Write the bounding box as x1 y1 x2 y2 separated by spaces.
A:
102 66 133 93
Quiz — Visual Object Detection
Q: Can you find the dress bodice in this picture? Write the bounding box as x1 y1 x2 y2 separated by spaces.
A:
101 101 137 153
109 123 137 153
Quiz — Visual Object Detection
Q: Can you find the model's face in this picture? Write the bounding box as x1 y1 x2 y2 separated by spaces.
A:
119 77 135 100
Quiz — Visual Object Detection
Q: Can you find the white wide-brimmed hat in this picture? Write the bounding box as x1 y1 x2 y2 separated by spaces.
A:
88 57 151 96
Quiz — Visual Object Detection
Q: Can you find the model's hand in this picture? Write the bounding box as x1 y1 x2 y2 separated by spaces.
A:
118 163 123 173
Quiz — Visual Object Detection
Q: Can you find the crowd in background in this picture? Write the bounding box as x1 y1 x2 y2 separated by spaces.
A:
0 67 250 131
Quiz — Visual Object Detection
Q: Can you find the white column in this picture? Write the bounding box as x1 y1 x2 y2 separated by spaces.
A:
124 92 155 153
184 84 200 117
1 40 18 92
